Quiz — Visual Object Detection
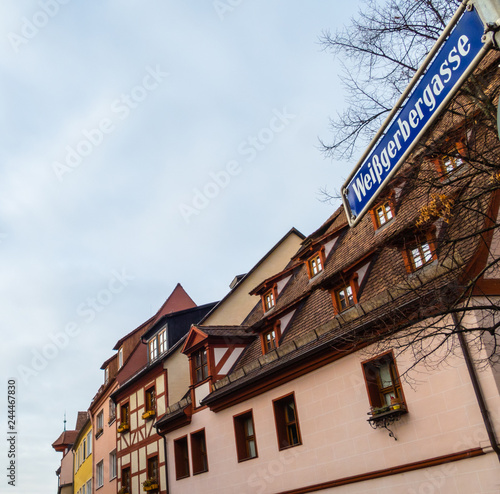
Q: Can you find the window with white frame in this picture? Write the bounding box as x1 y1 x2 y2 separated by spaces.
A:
86 430 92 456
110 449 117 480
149 327 168 362
97 460 104 488
149 338 158 361
118 347 123 368
159 328 167 354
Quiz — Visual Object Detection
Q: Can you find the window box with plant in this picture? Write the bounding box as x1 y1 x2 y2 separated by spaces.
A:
142 478 159 491
117 423 129 433
95 427 104 439
142 409 156 420
118 488 130 494
142 386 156 420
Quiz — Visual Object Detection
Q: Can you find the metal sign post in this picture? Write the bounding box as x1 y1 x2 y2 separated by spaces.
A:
341 0 500 228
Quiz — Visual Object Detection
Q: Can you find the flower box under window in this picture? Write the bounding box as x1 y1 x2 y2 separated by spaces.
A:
95 427 104 439
117 423 129 433
142 410 156 420
143 481 159 492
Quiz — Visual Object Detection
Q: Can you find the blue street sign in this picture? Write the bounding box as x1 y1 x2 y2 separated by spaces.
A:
342 7 487 226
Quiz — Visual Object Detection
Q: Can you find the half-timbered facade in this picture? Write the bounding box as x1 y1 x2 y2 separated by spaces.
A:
112 301 217 494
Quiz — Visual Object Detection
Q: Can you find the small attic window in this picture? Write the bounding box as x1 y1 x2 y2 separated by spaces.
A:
431 140 466 178
263 328 277 353
440 154 463 174
330 275 359 314
370 192 395 231
118 348 123 369
261 322 281 354
307 252 324 278
402 232 437 273
262 288 276 312
375 202 393 227
336 284 354 312
148 327 168 362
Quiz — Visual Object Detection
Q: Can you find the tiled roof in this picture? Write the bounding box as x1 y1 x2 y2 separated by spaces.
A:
200 52 500 406
75 411 88 431
196 326 254 338
113 284 197 350
52 430 78 450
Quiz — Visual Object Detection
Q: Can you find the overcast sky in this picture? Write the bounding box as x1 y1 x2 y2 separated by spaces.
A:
0 1 362 492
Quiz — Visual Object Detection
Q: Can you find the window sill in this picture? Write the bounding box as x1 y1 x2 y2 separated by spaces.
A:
237 455 258 463
374 218 394 235
193 469 209 476
408 259 438 277
367 404 407 439
278 442 302 451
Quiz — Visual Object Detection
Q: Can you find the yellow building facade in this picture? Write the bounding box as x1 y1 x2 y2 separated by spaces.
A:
73 417 93 494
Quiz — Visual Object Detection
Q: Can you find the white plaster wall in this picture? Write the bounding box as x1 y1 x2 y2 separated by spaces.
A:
137 389 144 408
165 348 190 405
131 450 138 473
147 442 158 455
156 375 165 395
203 232 304 326
194 381 211 408
157 395 166 417
138 449 145 472
166 328 500 494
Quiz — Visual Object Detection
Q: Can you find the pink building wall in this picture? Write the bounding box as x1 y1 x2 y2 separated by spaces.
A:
164 323 500 493
92 380 118 494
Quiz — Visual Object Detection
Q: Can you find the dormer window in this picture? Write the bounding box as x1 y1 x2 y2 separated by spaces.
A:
263 288 276 312
330 275 360 315
432 140 466 178
118 348 123 369
148 327 168 362
263 329 277 352
440 154 463 174
159 328 167 353
336 284 354 312
307 252 324 278
409 241 433 270
193 348 208 384
149 338 158 361
261 322 281 354
402 233 437 273
375 202 393 227
104 367 109 384
370 193 395 231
